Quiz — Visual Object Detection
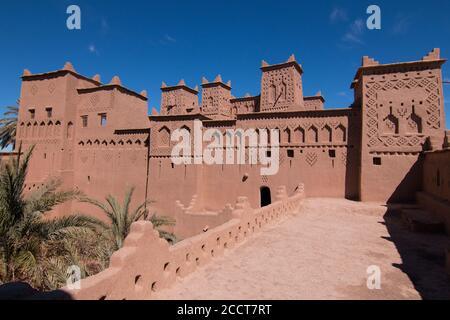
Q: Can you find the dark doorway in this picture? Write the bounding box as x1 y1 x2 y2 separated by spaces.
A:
260 186 271 207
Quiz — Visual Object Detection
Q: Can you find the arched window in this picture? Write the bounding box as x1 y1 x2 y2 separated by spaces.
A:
67 122 74 139
307 126 318 143
158 127 171 147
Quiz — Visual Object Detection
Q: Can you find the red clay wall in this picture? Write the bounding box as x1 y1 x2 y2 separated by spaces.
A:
418 149 450 233
358 58 446 203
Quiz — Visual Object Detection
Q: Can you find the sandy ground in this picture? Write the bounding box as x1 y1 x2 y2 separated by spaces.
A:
155 198 450 300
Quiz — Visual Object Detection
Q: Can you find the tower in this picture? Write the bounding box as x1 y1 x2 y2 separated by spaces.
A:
16 62 100 190
355 49 447 202
160 80 199 115
201 75 232 118
260 54 304 112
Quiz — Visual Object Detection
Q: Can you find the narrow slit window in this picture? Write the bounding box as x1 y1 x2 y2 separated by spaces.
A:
81 115 88 128
373 157 381 166
46 107 53 118
99 113 107 127
287 149 294 158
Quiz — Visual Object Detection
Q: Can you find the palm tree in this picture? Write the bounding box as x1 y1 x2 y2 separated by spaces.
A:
80 187 176 251
0 101 19 149
0 145 106 289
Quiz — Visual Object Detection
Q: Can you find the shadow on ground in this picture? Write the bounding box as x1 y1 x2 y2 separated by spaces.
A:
0 282 73 300
383 205 450 300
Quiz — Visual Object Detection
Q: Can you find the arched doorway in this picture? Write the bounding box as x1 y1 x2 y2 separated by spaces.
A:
260 186 271 207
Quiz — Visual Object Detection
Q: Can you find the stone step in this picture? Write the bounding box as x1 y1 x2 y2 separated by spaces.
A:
401 209 445 233
387 204 421 216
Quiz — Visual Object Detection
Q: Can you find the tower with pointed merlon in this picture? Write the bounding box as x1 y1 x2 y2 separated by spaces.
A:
160 80 199 115
260 54 304 112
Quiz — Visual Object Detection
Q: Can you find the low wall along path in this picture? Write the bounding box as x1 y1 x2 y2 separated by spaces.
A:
63 185 305 300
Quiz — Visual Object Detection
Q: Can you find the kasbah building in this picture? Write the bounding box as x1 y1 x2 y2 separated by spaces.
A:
10 48 450 239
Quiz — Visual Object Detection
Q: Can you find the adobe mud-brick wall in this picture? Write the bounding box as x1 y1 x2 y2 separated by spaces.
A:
355 50 446 202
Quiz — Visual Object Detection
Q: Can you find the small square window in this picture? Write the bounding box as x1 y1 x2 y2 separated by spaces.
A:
287 149 294 158
81 115 88 128
373 157 382 166
266 150 271 157
329 150 336 158
46 107 52 118
99 113 107 127
29 109 35 119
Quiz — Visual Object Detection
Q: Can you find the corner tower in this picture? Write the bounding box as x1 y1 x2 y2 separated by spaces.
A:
354 49 447 202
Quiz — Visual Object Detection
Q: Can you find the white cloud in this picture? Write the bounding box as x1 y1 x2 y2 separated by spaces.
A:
392 14 412 35
88 44 99 55
330 7 348 23
164 34 176 43
337 91 349 97
342 19 365 45
101 18 109 33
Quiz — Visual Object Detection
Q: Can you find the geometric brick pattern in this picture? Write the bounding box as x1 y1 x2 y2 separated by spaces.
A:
365 75 441 149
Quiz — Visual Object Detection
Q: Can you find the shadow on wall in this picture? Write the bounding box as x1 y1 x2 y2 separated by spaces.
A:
387 155 423 204
0 282 73 300
344 110 361 201
382 206 450 299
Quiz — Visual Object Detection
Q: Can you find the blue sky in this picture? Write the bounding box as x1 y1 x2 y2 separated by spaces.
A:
0 0 449 126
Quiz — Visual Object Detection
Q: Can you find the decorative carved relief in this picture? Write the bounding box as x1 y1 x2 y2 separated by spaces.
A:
48 82 56 94
261 67 299 111
305 152 317 167
335 124 346 143
90 94 100 106
340 150 347 166
383 113 399 134
306 126 318 143
294 127 305 143
158 127 171 147
321 125 332 143
31 84 38 95
365 75 440 149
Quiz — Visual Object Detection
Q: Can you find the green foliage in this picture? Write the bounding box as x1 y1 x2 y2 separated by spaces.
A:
0 145 106 290
0 104 19 149
80 187 177 251
0 143 177 292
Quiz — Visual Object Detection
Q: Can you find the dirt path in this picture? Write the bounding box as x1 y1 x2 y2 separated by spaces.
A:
155 198 450 300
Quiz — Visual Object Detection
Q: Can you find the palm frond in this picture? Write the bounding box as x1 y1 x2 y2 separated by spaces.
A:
25 179 83 215
0 105 18 149
149 213 176 228
157 230 177 244
40 215 106 240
